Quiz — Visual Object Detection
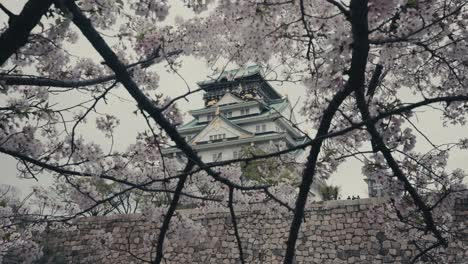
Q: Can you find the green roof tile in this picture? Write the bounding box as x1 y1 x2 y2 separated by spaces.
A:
177 98 289 132
197 65 261 86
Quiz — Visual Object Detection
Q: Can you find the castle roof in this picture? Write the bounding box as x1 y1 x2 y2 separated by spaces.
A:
188 114 254 145
197 65 282 103
197 65 261 86
178 98 289 131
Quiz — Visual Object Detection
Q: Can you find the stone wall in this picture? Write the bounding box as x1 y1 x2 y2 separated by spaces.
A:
43 197 467 263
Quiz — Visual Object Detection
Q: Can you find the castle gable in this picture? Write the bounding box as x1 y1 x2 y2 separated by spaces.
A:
215 92 244 106
190 115 253 144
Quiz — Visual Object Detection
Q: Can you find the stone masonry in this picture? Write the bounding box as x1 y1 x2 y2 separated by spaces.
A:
43 197 467 263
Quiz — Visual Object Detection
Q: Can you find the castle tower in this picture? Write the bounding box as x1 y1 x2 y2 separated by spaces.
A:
162 65 308 164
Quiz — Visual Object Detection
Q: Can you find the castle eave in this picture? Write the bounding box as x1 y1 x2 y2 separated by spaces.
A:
161 133 296 155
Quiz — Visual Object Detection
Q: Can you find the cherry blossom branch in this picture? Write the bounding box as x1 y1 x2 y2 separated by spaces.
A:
369 1 468 45
325 0 350 20
299 0 314 61
282 70 354 264
1 92 466 186
354 41 449 259
228 186 245 264
0 146 186 192
410 241 443 264
264 188 294 212
68 81 117 159
0 50 182 88
0 73 118 88
6 176 216 226
160 87 204 111
356 86 448 247
283 1 368 262
153 161 195 264
0 0 54 66
63 0 266 193
351 0 449 253
0 141 274 199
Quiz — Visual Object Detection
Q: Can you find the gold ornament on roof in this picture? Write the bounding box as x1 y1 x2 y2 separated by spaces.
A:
206 99 218 106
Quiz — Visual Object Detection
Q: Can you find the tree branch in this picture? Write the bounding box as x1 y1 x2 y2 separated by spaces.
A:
0 0 54 66
63 0 264 192
355 89 448 247
0 50 182 88
325 0 351 20
228 186 245 264
283 1 371 263
351 1 448 251
152 161 195 264
0 3 16 20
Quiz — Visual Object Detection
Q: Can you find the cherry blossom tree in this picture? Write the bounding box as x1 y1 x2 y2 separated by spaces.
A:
0 0 467 263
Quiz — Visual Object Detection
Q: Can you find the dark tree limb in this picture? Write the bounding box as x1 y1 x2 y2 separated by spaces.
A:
0 0 54 66
228 186 245 264
63 0 265 193
0 50 182 88
410 241 442 264
325 0 351 20
283 1 370 263
350 0 448 252
0 4 16 20
153 161 195 264
366 64 383 99
283 84 353 264
355 88 448 246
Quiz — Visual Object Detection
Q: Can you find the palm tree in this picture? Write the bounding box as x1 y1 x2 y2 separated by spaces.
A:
319 184 340 201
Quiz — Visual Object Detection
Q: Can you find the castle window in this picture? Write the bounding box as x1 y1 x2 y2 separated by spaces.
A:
240 108 250 115
207 114 216 121
210 134 225 141
256 124 267 133
233 151 238 159
224 111 232 118
212 152 223 162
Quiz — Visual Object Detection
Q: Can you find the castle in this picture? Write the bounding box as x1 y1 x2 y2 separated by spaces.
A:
162 65 308 165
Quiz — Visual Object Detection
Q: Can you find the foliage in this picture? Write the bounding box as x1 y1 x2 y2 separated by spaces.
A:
0 185 42 263
239 145 299 185
33 239 67 264
319 184 340 201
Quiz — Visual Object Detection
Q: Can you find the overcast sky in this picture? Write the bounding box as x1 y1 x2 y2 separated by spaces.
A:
1 0 467 200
